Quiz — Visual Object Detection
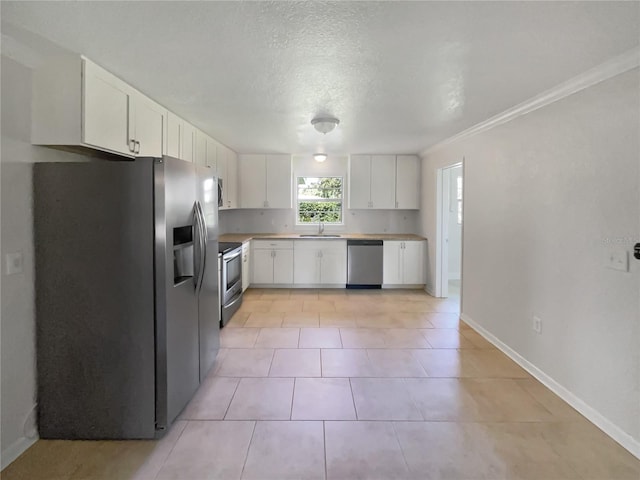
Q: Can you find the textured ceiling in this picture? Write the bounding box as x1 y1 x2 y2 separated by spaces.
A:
2 1 639 155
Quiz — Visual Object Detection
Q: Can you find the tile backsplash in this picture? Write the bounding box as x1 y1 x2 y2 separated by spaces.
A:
219 208 420 235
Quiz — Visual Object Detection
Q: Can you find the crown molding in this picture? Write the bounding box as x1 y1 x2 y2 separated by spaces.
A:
420 47 640 157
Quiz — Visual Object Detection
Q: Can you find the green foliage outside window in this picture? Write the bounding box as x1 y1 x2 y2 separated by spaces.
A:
297 176 343 224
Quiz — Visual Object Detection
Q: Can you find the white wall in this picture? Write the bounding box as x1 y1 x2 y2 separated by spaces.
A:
1 55 90 467
447 164 462 279
420 68 640 453
220 154 420 235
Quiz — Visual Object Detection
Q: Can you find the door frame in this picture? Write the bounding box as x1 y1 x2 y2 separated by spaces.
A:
435 160 464 298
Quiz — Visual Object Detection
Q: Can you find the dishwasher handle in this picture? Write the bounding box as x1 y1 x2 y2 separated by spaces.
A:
347 239 383 246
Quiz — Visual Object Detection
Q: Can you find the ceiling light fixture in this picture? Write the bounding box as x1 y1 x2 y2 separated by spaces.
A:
311 117 340 135
313 153 328 163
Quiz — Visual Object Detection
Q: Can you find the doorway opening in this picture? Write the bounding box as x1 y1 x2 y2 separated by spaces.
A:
435 160 464 301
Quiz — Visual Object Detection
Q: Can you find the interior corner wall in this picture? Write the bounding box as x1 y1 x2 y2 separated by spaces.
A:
420 68 640 453
1 55 90 468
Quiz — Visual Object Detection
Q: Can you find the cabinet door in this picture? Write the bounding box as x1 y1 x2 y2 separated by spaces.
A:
166 112 181 159
294 248 320 284
226 149 238 209
239 154 267 208
395 155 420 209
402 241 425 284
82 60 131 155
349 155 371 209
242 244 250 291
370 155 396 209
131 93 165 157
383 241 403 284
205 137 218 170
273 250 294 284
216 146 229 210
320 246 347 285
181 123 195 162
266 155 292 208
194 130 207 166
252 249 274 284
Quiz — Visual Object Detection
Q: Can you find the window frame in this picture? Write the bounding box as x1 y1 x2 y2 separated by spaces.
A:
295 175 345 226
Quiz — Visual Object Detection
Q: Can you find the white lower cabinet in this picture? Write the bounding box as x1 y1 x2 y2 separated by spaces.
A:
252 240 294 285
383 240 425 285
293 240 347 286
241 242 250 292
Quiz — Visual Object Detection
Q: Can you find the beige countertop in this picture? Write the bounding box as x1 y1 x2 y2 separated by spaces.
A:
219 233 427 243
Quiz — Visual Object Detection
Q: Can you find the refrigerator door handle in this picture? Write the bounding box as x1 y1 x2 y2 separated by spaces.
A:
195 202 207 293
192 205 202 290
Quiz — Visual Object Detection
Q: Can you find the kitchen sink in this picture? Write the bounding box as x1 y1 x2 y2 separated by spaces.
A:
299 234 342 238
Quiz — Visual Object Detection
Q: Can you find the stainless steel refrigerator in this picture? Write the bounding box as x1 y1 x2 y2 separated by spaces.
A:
33 156 219 439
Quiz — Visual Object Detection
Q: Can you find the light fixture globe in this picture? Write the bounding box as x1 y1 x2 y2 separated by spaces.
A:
313 153 328 163
311 117 339 135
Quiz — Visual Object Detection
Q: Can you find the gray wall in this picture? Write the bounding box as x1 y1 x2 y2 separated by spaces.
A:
420 68 640 452
1 55 90 466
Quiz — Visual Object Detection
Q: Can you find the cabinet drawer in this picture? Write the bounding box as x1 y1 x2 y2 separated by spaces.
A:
252 240 293 250
294 240 346 251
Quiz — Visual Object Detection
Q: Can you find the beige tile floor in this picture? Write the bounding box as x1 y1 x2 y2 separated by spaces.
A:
3 288 639 480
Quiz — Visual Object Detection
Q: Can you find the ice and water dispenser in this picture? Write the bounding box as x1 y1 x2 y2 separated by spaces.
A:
173 225 194 285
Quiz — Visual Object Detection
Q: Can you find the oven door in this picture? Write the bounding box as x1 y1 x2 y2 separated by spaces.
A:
221 247 242 304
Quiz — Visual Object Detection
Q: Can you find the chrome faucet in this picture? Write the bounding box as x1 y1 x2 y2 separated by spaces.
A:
318 221 325 235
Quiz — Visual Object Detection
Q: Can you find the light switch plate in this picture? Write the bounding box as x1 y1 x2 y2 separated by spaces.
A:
604 247 629 272
5 252 24 275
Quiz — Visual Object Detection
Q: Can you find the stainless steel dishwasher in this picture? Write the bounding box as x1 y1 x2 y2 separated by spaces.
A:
347 239 383 288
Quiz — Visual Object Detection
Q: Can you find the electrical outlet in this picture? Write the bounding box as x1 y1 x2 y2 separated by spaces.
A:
5 252 24 275
533 316 542 334
604 247 629 272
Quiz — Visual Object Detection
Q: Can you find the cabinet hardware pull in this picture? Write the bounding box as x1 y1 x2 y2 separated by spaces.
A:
129 139 136 152
134 140 141 154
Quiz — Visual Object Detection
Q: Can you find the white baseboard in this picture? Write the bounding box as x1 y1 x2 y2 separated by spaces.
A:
460 313 640 460
1 435 38 470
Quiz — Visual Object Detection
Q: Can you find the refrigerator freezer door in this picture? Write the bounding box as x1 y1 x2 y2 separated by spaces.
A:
196 165 220 381
155 157 201 428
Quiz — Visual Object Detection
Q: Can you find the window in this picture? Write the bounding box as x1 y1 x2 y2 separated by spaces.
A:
296 176 343 224
456 175 463 225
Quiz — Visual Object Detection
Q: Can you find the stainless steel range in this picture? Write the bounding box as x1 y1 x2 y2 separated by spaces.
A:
218 242 243 326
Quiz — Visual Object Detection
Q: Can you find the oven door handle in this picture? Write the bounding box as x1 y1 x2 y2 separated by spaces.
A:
223 250 242 263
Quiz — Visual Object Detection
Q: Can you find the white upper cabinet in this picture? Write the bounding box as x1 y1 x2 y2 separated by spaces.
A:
371 155 396 209
205 137 218 170
33 56 166 158
129 92 165 158
348 155 371 209
166 112 194 162
266 154 292 208
348 155 395 209
349 154 420 210
238 154 265 208
239 154 291 209
194 129 208 166
166 112 181 159
181 122 195 163
395 155 420 209
82 60 132 155
226 149 238 209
